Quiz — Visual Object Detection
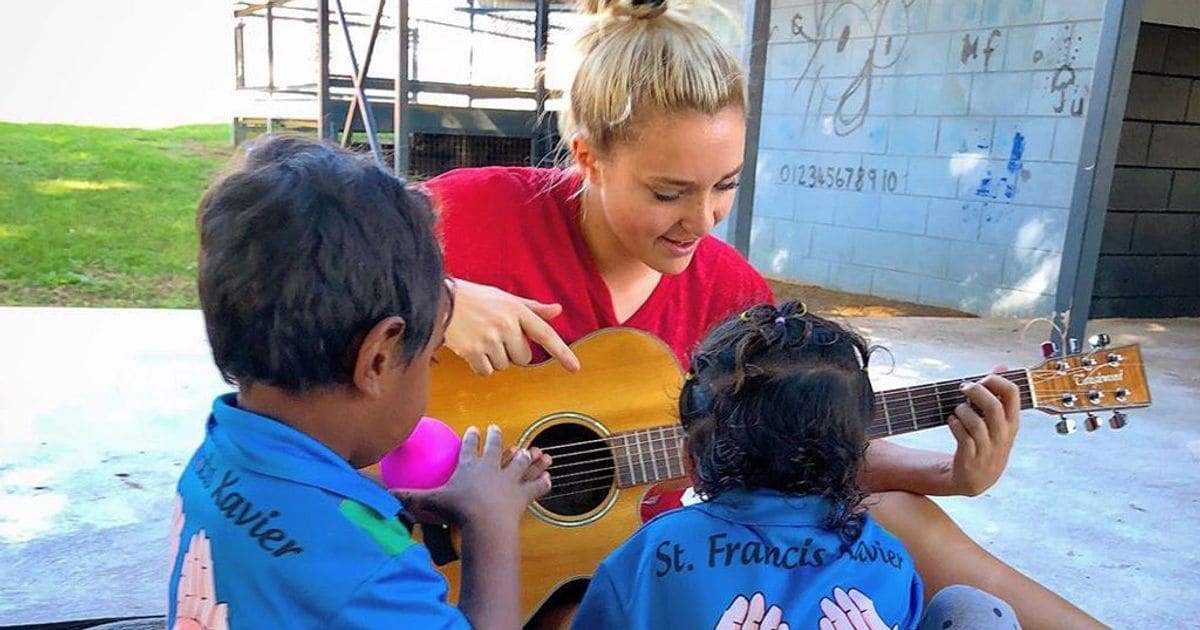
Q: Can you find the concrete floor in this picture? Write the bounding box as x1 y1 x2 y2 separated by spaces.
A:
1 307 1197 628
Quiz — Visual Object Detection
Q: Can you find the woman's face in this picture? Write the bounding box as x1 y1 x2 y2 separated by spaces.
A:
582 105 746 275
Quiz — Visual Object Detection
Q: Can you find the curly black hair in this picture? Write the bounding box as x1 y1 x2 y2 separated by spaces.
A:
680 301 877 542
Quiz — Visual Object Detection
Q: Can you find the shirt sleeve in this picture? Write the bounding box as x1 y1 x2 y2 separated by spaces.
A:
570 563 627 630
331 545 473 630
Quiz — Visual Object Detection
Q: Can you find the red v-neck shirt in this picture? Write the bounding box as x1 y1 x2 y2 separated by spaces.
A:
423 166 774 368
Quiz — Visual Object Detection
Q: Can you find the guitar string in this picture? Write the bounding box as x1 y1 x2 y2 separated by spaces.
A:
536 385 1140 467
534 369 1137 457
545 395 1125 480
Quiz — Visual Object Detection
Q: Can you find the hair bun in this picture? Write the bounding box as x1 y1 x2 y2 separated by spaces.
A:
581 0 669 20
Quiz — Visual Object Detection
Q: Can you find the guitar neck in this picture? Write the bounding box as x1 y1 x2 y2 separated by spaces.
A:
608 369 1033 487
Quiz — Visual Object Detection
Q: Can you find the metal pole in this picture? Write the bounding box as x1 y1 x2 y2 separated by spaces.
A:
1053 0 1142 348
531 0 551 166
317 0 332 140
729 0 770 257
334 0 385 167
394 0 411 178
341 0 388 147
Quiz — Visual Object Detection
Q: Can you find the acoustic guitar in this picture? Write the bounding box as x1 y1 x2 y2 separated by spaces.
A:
419 327 1152 623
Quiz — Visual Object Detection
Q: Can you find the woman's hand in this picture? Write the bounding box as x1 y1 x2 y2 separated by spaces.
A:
445 279 580 376
945 367 1021 496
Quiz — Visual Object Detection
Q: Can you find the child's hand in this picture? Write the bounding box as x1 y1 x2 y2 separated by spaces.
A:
394 425 551 528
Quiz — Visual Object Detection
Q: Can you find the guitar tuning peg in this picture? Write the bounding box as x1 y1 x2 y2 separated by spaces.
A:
1055 416 1078 435
1109 411 1128 430
1088 333 1111 350
1040 341 1057 359
1068 338 1080 354
1084 413 1102 432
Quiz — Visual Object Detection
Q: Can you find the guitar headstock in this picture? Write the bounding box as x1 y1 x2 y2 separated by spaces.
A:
1027 341 1151 434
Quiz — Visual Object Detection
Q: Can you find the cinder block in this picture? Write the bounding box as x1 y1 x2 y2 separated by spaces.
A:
810 224 856 263
1053 116 1088 163
1169 170 1200 210
871 268 922 303
969 72 1034 116
834 193 882 229
986 287 1054 317
918 276 969 311
1004 22 1100 72
1002 248 1062 294
993 119 1056 161
1093 256 1158 297
895 33 954 75
1115 121 1152 166
916 74 971 116
1147 124 1200 168
907 157 961 198
784 257 831 287
1133 24 1170 73
1028 68 1092 117
1187 81 1200 123
980 0 1044 28
828 262 875 294
750 216 776 258
1099 212 1135 254
852 229 911 270
978 204 1068 251
927 198 982 241
795 188 838 225
888 117 939 156
905 236 953 277
878 196 930 235
1164 26 1200 77
1155 256 1200 296
950 28 1010 74
938 118 996 156
1108 167 1172 209
927 0 984 30
1012 161 1076 208
869 77 921 116
1041 1 1103 20
753 181 797 220
1131 213 1197 254
945 239 1006 286
1125 74 1191 121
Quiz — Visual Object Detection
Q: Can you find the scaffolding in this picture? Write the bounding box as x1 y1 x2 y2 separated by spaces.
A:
231 0 573 179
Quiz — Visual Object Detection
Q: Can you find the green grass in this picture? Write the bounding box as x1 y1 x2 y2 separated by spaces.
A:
0 123 232 307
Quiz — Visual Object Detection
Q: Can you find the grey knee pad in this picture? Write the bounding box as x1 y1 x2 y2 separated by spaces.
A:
916 584 1020 630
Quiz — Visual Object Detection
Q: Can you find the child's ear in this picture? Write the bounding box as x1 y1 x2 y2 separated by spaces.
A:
353 316 407 398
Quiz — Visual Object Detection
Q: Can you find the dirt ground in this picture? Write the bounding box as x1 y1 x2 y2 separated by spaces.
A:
766 277 973 318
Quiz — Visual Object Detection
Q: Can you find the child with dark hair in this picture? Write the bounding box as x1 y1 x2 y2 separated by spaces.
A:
168 134 550 630
571 301 1020 630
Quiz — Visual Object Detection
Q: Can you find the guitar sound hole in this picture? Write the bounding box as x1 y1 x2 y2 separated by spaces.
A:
530 422 616 518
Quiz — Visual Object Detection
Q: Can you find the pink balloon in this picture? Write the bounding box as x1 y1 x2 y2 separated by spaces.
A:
380 416 460 490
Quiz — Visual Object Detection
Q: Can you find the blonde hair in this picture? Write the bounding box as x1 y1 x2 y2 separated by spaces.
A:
564 0 746 153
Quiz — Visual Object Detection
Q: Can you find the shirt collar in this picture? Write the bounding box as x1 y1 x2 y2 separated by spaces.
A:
693 489 834 527
206 393 402 519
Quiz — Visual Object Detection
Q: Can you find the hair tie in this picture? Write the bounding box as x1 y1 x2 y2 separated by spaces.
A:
684 371 696 381
796 302 808 317
774 316 786 325
739 310 751 322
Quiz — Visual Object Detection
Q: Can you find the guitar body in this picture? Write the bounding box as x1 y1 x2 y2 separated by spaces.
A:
423 328 685 622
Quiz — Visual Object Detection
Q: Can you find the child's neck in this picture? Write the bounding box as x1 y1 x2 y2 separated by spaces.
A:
238 384 365 466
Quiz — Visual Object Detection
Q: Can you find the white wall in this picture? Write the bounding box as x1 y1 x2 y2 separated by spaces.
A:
0 1 232 128
751 0 1118 316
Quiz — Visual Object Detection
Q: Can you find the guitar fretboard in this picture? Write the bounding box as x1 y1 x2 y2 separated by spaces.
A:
604 369 1034 487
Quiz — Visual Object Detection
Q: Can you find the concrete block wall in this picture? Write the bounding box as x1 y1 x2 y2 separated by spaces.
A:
750 0 1110 316
1092 23 1200 318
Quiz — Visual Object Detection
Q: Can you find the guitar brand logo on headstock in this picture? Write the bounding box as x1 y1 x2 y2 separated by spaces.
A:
1073 371 1124 386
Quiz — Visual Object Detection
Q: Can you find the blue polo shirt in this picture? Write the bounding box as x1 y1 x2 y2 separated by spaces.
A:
572 490 924 630
166 393 470 630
